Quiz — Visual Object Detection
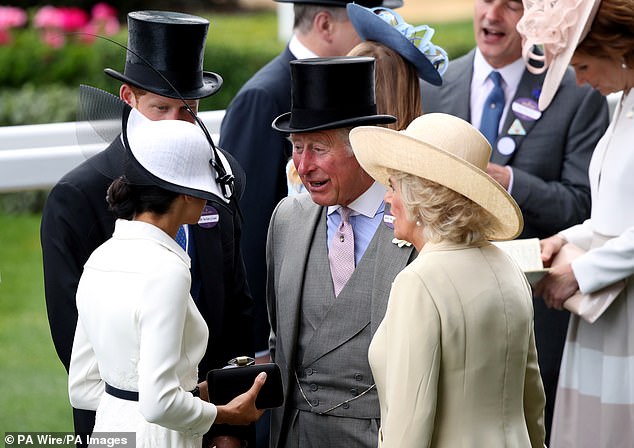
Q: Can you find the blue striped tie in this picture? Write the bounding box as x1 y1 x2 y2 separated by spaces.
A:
479 71 505 146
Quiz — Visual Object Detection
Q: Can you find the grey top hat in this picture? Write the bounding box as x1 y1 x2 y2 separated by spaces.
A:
272 57 396 133
104 11 222 100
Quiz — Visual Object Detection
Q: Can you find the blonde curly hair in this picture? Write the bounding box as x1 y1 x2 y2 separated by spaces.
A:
391 170 495 245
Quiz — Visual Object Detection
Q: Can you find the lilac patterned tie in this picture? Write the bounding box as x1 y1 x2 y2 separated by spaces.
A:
328 206 355 297
175 225 187 250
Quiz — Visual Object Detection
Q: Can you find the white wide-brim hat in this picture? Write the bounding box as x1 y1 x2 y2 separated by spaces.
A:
517 0 601 111
349 113 523 241
123 108 229 202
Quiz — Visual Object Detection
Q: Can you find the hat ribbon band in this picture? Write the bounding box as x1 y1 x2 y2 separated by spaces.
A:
289 105 378 129
124 63 204 92
371 7 448 75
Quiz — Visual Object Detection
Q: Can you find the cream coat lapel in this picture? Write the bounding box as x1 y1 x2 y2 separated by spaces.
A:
370 223 417 334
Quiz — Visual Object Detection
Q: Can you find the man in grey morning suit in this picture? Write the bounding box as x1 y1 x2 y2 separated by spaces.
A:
420 0 609 442
219 0 402 365
266 57 416 447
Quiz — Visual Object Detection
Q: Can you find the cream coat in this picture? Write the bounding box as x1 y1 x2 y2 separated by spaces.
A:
69 219 216 445
368 241 546 448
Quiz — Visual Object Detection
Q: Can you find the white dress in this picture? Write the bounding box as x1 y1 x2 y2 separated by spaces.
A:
550 89 634 447
68 219 217 447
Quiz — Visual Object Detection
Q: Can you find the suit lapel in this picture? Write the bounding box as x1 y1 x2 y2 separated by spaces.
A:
190 197 234 335
438 51 474 121
277 197 323 363
492 70 546 165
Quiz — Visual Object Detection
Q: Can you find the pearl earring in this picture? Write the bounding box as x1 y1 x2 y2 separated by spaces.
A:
622 61 628 69
415 220 422 227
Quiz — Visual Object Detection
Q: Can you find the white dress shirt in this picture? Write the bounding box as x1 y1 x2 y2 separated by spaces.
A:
327 181 386 265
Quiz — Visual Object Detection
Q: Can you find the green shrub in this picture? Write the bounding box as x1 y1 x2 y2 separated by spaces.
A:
0 85 78 125
0 11 283 124
0 191 49 215
430 19 475 60
0 12 474 126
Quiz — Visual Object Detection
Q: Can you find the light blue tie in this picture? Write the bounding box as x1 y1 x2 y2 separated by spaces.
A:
479 71 505 146
175 225 187 251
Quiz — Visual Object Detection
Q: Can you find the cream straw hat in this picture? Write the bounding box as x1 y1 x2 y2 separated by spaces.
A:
349 113 523 241
517 0 601 111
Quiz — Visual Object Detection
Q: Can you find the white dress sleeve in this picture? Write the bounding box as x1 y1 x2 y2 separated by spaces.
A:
68 317 104 410
570 225 634 294
137 261 216 437
559 219 594 251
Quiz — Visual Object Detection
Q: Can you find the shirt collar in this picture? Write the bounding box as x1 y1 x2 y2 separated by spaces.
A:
327 181 386 218
473 48 526 93
289 34 318 60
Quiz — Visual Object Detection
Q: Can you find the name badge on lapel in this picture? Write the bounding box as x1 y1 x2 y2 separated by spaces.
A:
511 98 541 122
198 205 219 228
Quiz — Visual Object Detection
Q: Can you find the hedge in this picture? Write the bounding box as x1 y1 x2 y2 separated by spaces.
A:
0 11 284 125
0 10 475 127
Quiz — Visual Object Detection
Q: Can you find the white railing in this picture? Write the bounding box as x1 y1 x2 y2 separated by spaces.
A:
0 110 225 192
0 93 622 193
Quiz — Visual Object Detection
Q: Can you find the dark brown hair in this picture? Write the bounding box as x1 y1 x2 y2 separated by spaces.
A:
107 176 179 219
576 0 634 67
348 41 422 130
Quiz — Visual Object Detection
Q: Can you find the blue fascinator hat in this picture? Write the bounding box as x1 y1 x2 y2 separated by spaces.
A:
347 3 448 86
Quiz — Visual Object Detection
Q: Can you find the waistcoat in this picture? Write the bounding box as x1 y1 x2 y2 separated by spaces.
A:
291 216 380 418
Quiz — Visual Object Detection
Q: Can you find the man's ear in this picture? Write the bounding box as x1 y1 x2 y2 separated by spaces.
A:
120 84 136 107
313 10 335 44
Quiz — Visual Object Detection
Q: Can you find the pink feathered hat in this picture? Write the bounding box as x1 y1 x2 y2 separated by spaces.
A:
516 0 601 111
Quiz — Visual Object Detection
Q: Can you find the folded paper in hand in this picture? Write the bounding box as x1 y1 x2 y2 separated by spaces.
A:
492 238 548 286
551 243 625 324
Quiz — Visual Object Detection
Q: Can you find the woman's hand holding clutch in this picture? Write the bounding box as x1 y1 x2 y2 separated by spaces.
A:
214 372 267 426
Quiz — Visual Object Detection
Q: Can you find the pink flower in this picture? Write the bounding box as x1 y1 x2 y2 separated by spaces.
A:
34 6 63 29
78 22 97 43
0 6 27 29
102 17 120 35
42 29 65 48
88 3 120 36
34 6 89 32
0 28 11 44
31 4 120 47
58 7 89 32
92 3 117 20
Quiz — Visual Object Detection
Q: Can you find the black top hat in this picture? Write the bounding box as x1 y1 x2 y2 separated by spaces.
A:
104 11 222 100
274 0 404 7
272 57 396 133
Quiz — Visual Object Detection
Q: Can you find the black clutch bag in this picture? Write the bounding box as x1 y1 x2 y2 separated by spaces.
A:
207 357 284 409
